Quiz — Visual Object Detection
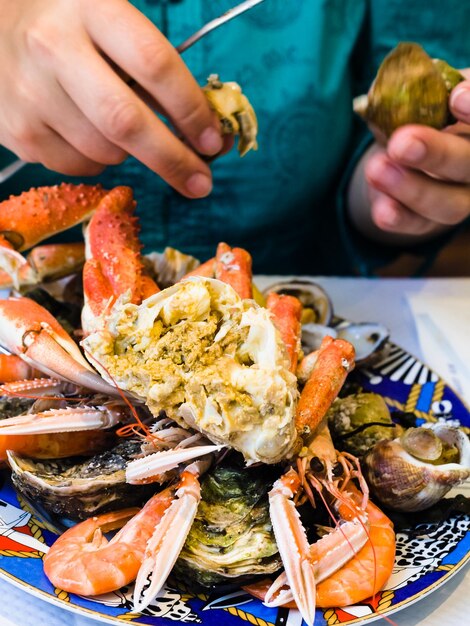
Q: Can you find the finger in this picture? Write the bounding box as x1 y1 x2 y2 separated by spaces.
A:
40 79 128 166
450 73 470 123
54 38 213 198
83 0 223 156
387 125 470 183
7 121 105 177
370 192 437 235
365 152 470 225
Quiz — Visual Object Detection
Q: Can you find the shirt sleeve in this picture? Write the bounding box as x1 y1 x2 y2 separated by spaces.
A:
335 0 470 277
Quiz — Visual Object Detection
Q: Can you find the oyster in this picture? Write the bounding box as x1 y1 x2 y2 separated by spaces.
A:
83 277 298 465
354 42 464 140
8 439 155 520
327 392 397 457
173 464 281 588
362 423 470 512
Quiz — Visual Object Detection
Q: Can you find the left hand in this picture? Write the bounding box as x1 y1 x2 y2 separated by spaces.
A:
350 70 470 243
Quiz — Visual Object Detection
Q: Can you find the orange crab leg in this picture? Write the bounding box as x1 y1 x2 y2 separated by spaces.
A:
266 293 302 373
181 257 216 280
83 187 159 320
215 242 252 299
296 336 355 435
0 243 86 290
0 184 107 252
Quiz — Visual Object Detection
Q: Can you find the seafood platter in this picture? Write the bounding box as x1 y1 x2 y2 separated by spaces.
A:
0 69 469 626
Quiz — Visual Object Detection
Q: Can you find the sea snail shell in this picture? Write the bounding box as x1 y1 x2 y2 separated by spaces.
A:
362 424 470 512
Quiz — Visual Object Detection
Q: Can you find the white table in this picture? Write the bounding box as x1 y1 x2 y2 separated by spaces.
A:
1 277 469 626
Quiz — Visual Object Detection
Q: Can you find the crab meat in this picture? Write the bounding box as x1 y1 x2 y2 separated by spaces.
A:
83 277 298 465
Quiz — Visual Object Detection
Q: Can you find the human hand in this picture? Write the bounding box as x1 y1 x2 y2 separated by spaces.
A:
0 0 223 197
348 69 470 244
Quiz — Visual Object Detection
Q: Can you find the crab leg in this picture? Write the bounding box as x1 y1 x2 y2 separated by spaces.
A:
133 467 203 612
82 186 159 332
215 242 253 299
0 297 122 396
181 257 216 279
0 243 86 291
0 183 106 282
266 293 302 373
296 336 355 435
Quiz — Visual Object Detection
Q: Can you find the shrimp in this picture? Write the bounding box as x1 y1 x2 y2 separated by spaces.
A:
243 484 395 610
44 470 201 601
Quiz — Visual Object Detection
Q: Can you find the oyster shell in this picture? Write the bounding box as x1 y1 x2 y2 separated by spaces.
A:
354 42 464 140
263 279 333 326
8 439 155 520
173 464 281 588
362 424 470 512
327 392 397 456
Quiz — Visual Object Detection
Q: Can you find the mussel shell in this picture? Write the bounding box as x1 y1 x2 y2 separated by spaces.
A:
8 439 155 520
262 279 333 326
362 424 470 512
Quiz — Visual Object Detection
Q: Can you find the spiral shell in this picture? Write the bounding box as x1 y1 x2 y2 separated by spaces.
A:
362 424 470 512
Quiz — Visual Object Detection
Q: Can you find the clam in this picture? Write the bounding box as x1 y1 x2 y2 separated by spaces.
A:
7 439 155 520
262 279 333 326
353 42 464 140
336 322 390 366
362 424 470 512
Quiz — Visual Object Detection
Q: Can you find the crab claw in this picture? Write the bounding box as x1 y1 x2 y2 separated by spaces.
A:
126 444 223 484
0 404 123 436
269 469 316 626
133 469 202 612
0 297 120 397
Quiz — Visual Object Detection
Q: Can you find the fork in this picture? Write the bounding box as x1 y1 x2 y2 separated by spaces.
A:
0 0 266 184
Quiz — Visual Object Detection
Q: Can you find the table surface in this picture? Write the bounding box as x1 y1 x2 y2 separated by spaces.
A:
1 276 469 626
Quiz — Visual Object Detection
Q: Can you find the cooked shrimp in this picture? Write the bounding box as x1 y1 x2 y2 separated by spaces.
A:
44 472 200 596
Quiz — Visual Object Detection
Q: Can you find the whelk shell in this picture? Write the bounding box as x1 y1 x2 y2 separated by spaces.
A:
362 423 470 512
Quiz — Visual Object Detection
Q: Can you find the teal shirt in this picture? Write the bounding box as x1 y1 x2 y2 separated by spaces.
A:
1 0 470 274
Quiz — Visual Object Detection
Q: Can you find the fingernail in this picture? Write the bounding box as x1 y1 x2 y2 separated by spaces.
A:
451 88 470 116
395 137 426 163
369 159 403 188
198 127 223 155
186 173 213 197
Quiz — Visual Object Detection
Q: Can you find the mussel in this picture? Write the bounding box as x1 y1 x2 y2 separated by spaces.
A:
354 42 464 140
362 423 470 512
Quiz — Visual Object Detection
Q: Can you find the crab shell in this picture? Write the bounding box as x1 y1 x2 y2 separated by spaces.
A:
362 424 470 512
82 277 298 465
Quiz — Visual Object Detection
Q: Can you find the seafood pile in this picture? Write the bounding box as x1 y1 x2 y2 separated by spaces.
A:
0 78 469 626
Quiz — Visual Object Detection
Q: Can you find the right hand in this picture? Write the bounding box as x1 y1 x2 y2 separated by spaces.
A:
0 0 223 197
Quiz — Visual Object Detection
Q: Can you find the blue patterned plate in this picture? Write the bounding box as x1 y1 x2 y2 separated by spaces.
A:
1 340 469 626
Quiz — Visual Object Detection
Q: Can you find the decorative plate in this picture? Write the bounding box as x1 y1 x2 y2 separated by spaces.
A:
1 341 469 626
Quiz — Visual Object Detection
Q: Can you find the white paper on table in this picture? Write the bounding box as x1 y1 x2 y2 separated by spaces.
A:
407 293 470 408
